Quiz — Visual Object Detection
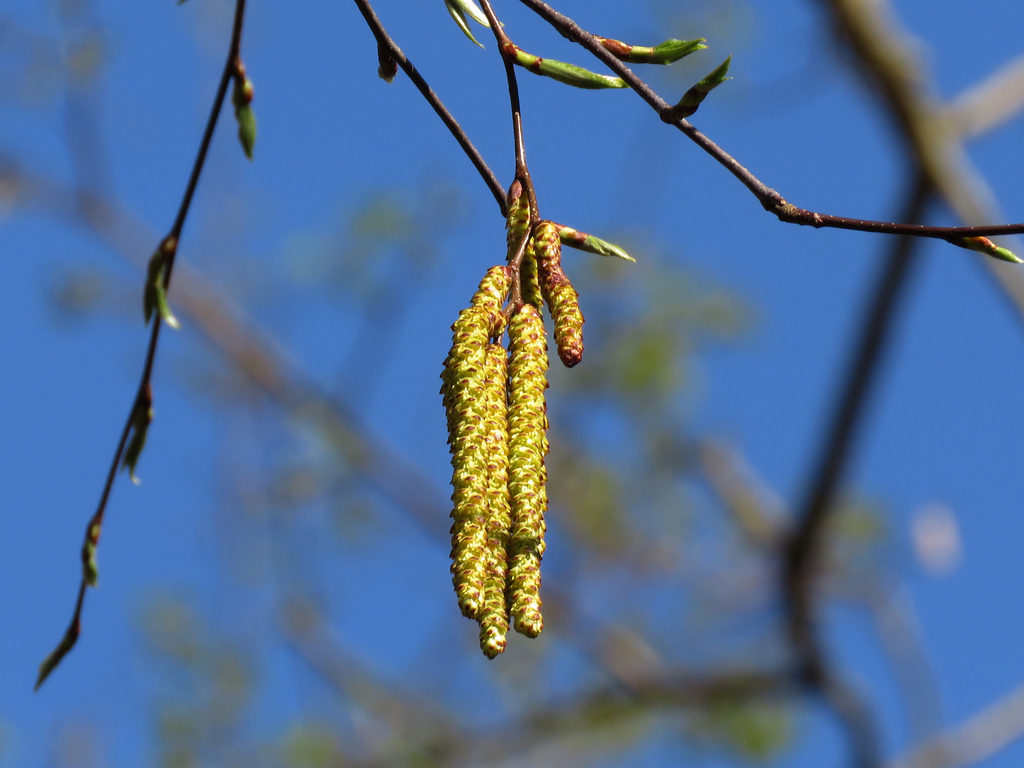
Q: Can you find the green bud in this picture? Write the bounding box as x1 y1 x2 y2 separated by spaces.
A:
664 55 732 121
508 44 627 90
232 75 257 160
36 627 78 691
557 225 635 262
596 36 706 65
144 238 180 329
82 521 101 587
952 235 1022 263
122 385 154 485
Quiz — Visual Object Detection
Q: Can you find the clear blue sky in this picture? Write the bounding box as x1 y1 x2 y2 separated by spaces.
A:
3 0 1024 765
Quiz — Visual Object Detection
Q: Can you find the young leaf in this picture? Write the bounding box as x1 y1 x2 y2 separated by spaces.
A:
557 225 636 262
664 55 732 120
597 36 706 65
510 46 626 90
444 0 489 47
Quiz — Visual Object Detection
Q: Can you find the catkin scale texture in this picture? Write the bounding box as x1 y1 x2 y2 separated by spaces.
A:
534 221 585 368
477 342 512 658
506 304 549 638
441 305 493 618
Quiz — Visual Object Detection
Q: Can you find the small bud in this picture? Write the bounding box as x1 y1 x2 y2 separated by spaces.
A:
507 44 627 90
663 55 732 121
82 521 101 587
144 238 180 329
231 73 257 160
951 235 1022 263
556 224 635 262
377 42 398 83
596 36 706 65
122 384 154 485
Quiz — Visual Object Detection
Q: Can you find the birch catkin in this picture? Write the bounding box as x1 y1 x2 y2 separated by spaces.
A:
506 303 549 637
478 341 512 657
534 220 585 368
441 305 494 618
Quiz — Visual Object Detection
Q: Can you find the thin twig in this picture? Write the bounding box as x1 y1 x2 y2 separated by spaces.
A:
352 0 507 215
512 0 1024 242
36 0 249 691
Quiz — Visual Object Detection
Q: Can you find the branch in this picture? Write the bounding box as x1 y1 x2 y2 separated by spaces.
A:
813 0 1024 326
511 0 1024 246
890 680 1024 768
36 0 249 691
352 0 507 215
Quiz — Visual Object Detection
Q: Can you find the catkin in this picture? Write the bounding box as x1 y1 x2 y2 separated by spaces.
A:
520 240 544 313
505 181 531 258
477 342 512 658
534 220 585 368
441 305 493 618
506 303 549 637
471 265 513 336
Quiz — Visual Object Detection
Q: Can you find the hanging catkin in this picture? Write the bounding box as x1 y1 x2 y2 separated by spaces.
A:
505 303 549 637
534 220 584 368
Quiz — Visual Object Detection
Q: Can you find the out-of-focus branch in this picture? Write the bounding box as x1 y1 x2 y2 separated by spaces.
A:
511 0 1024 247
35 0 249 691
814 0 1024 325
949 53 1024 140
782 174 931 768
698 439 787 548
890 681 1024 768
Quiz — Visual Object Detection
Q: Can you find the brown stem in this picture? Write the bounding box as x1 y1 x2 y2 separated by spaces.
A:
352 0 507 215
36 0 250 691
513 0 1024 242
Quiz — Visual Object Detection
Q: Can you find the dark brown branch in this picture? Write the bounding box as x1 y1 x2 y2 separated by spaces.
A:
512 0 1024 242
36 0 249 691
351 0 507 215
778 173 931 766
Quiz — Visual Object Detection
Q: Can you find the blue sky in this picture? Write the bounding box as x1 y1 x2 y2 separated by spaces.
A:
4 0 1024 765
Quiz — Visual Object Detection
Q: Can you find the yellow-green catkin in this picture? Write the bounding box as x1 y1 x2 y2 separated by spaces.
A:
440 305 493 618
505 180 531 259
520 239 544 313
470 265 512 336
506 304 549 638
478 341 512 658
534 220 585 368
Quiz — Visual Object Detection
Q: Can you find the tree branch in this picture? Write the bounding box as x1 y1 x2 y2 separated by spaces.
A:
352 0 507 214
36 0 249 691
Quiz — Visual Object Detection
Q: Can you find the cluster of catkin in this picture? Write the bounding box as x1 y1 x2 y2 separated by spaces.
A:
440 183 585 658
